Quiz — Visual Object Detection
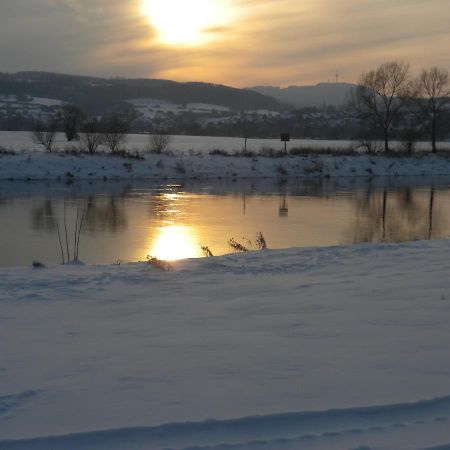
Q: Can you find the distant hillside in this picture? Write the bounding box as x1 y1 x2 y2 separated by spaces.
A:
248 83 356 108
0 71 284 114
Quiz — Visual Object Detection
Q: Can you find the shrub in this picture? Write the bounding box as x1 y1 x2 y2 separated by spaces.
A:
80 119 103 154
31 119 57 152
201 246 214 257
209 149 229 156
228 238 249 252
255 232 267 249
148 127 171 154
102 115 130 153
146 255 173 271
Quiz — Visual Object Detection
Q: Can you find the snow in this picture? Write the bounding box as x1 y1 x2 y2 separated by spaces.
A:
28 97 65 107
3 131 450 156
1 131 356 154
3 145 450 181
2 131 450 182
2 240 450 448
128 99 234 119
186 102 231 112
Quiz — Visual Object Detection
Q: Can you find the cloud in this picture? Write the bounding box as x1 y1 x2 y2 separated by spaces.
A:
0 0 449 86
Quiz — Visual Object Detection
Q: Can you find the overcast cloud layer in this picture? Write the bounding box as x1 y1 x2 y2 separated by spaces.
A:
0 0 449 86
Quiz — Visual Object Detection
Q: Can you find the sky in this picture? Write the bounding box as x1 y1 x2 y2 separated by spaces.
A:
0 0 449 87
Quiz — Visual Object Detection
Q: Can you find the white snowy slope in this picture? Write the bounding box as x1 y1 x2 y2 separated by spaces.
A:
1 241 450 448
3 148 450 181
2 131 450 181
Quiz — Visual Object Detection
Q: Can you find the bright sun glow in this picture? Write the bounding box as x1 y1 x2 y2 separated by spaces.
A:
141 0 232 46
150 225 201 261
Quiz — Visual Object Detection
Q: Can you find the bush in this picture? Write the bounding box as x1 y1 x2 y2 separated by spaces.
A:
148 128 171 154
102 115 130 153
31 119 57 152
228 233 268 253
80 120 103 154
147 255 172 271
201 246 214 257
209 149 229 156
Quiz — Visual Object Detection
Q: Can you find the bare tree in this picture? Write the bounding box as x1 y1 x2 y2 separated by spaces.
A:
80 119 103 154
355 120 383 154
398 127 421 155
31 119 57 152
102 115 130 153
148 126 171 154
352 61 412 153
413 67 450 153
57 105 84 142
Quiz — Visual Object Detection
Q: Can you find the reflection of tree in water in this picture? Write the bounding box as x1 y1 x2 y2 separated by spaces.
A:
347 186 445 244
31 199 57 231
83 197 127 232
278 182 289 217
31 197 127 233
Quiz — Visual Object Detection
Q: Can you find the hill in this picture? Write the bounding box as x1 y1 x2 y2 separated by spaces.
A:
0 71 284 114
248 82 356 108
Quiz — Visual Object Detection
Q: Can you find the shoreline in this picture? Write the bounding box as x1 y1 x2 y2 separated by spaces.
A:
2 151 450 181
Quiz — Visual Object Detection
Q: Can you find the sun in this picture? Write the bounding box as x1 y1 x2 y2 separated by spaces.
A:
141 0 232 46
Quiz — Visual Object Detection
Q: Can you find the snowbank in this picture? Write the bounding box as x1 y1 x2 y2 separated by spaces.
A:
2 130 450 181
3 151 450 181
2 241 450 448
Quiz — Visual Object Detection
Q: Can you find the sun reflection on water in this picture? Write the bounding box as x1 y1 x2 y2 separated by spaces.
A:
149 225 201 261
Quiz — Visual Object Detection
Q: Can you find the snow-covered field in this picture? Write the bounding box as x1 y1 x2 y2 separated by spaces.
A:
2 241 450 449
2 131 450 181
2 131 449 155
0 131 356 154
3 148 450 181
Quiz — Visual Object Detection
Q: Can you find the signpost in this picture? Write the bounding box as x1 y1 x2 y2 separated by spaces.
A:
281 133 290 155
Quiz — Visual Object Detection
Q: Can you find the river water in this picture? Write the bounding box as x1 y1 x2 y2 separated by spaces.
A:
1 177 449 267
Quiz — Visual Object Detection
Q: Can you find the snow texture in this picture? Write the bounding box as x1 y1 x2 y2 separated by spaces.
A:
1 241 450 448
2 132 450 180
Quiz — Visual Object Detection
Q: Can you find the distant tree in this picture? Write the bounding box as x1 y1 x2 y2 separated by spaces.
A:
58 105 84 142
31 119 57 152
356 121 383 154
239 111 250 152
352 61 412 153
412 67 450 153
148 126 171 154
102 114 130 152
398 127 421 155
80 119 103 154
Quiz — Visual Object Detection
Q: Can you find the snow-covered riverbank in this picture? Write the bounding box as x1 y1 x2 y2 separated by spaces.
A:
3 151 450 180
2 240 450 449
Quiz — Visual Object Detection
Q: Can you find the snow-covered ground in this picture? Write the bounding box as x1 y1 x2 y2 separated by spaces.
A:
2 131 449 155
3 147 450 181
2 131 450 181
0 131 356 154
2 240 450 449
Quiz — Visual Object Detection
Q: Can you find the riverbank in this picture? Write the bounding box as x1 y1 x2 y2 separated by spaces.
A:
2 240 450 448
3 150 450 180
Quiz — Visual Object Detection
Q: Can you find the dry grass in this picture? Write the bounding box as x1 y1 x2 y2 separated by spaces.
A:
146 256 173 271
201 246 214 257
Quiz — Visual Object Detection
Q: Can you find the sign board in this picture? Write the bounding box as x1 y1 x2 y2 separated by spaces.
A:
280 133 290 142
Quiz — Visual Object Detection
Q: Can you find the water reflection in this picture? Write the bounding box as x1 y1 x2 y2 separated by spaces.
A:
2 178 450 267
30 197 127 233
31 199 57 231
149 225 201 261
348 186 445 244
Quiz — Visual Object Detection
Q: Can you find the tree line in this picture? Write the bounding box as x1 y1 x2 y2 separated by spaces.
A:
352 61 450 153
31 105 171 154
